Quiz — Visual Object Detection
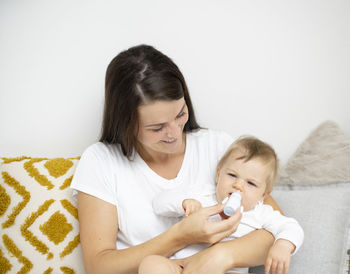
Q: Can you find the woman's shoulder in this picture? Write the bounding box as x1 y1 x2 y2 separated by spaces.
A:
187 129 234 161
82 141 114 156
80 142 126 164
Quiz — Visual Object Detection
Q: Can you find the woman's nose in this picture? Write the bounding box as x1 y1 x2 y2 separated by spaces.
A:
166 121 180 138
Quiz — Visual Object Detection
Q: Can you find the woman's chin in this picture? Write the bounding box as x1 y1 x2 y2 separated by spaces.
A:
160 139 184 153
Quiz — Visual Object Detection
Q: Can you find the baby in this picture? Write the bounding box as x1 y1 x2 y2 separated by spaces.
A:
139 136 304 274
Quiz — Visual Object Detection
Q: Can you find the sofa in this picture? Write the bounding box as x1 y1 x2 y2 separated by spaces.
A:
1 120 349 274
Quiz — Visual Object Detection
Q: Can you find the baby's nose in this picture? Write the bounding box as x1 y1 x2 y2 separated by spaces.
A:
233 179 244 191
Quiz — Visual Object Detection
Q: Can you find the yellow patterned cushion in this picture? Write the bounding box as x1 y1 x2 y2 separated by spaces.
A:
0 157 84 274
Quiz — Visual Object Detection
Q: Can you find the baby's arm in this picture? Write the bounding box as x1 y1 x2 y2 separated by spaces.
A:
182 199 203 216
265 239 295 274
257 205 304 274
153 187 210 217
153 188 190 217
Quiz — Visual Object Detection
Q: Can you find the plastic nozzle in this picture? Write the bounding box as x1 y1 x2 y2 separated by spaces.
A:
223 191 242 216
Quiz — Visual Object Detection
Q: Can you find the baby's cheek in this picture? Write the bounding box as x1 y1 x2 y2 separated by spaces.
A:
241 199 255 211
215 187 224 203
217 193 224 204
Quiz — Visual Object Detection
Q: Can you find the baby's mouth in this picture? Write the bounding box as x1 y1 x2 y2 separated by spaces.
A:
222 193 232 204
228 190 242 198
227 192 234 199
222 191 241 204
222 197 229 204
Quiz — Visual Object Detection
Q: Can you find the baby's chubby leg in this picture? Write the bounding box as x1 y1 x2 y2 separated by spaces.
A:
138 255 183 274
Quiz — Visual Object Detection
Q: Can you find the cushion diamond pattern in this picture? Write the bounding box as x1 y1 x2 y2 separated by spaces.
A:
0 157 84 274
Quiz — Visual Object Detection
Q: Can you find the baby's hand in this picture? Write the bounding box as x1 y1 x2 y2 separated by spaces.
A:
264 239 295 274
182 199 202 216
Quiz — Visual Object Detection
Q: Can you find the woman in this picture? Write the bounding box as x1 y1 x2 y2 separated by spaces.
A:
71 44 281 273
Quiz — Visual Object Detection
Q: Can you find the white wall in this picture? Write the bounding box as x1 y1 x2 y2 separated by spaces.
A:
1 0 349 164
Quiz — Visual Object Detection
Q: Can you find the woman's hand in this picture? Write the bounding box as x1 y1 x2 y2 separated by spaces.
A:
176 203 242 246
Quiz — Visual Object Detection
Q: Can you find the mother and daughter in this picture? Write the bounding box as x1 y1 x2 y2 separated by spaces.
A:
71 45 303 274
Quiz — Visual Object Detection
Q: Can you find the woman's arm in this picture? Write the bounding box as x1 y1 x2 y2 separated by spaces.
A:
78 192 184 274
182 229 274 274
264 194 283 214
78 191 242 274
180 195 283 273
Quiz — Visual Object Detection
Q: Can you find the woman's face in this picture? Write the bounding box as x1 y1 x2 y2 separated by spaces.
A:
137 97 189 157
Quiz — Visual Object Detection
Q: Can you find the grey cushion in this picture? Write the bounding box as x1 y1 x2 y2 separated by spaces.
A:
249 182 350 274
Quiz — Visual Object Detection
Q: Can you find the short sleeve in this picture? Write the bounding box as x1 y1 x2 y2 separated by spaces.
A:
70 144 117 206
257 205 304 254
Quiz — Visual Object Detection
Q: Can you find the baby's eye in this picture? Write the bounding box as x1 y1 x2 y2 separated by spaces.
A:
228 173 237 178
247 181 257 187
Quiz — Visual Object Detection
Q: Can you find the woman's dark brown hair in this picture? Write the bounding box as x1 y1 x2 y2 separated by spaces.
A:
100 44 200 158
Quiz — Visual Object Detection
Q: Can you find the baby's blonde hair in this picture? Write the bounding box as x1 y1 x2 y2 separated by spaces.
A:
217 136 278 193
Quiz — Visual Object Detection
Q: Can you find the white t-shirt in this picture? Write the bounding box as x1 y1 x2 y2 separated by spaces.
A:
70 129 233 250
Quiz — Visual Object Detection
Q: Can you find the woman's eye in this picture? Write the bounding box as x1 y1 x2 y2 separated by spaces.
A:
151 128 163 132
247 181 256 187
176 112 186 119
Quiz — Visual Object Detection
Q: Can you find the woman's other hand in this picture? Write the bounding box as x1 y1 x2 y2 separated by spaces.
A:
264 194 283 214
181 228 275 274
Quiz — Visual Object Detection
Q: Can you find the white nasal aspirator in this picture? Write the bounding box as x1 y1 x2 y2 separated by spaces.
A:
223 191 242 216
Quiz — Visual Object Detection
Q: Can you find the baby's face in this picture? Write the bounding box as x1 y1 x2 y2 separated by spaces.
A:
216 156 270 211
